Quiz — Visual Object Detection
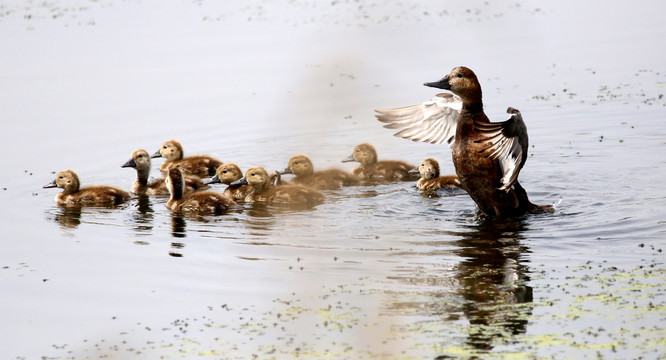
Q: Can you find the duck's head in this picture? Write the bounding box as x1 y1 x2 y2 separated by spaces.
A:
418 158 440 179
165 168 185 199
43 169 80 194
425 66 482 106
207 163 243 185
280 154 314 177
152 139 184 161
122 149 151 172
231 166 270 192
342 143 377 166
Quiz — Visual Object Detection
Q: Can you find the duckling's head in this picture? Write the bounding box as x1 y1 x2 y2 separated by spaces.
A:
152 139 184 161
122 149 151 172
342 143 377 166
43 169 80 194
419 158 441 179
165 168 185 199
424 66 482 106
282 154 314 177
233 166 270 193
208 163 243 185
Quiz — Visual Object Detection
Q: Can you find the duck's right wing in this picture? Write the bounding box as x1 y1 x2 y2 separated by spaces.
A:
375 93 462 146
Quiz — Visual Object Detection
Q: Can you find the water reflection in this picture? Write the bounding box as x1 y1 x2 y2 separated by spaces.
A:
49 206 82 229
453 216 533 354
128 195 154 235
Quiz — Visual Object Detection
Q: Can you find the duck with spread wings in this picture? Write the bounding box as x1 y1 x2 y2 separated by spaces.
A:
376 66 553 217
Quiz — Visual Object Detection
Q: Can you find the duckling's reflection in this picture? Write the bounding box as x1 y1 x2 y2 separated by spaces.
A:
128 195 154 235
452 216 533 353
170 212 187 257
49 205 83 229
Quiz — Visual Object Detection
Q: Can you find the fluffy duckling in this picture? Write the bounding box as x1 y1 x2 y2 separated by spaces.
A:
232 166 325 205
164 168 236 214
43 169 130 206
121 149 207 196
414 158 461 191
341 143 418 182
279 154 360 190
205 163 254 202
376 66 553 216
151 139 222 178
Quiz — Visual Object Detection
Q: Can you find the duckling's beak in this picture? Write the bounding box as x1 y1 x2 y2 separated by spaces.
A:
271 171 282 186
341 154 355 163
43 179 57 188
408 167 419 175
424 75 450 90
278 167 292 175
205 174 221 185
230 176 248 186
150 149 162 158
121 158 137 168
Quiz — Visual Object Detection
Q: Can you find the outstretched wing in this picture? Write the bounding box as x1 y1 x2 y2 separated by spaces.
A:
375 93 462 146
474 107 529 191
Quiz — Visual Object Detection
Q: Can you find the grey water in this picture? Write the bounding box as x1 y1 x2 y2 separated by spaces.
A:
1 1 665 359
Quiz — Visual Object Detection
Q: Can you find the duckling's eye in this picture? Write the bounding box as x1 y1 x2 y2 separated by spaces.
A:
222 170 227 174
250 173 256 177
138 154 143 158
163 145 167 149
456 73 463 78
59 175 64 179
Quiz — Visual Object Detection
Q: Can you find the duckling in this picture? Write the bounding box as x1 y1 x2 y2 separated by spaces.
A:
205 163 254 201
151 139 222 178
43 169 130 206
164 168 236 214
279 154 360 190
414 158 461 191
231 166 325 205
121 149 208 196
341 143 418 182
376 66 553 216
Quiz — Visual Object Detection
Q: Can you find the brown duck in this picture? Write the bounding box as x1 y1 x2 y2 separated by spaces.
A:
341 143 418 182
279 154 360 190
414 157 461 192
151 139 222 178
377 66 553 217
43 169 130 206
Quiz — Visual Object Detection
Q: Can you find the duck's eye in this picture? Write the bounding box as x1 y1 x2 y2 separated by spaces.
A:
163 145 167 149
222 170 227 174
456 73 463 78
138 154 143 158
250 173 256 177
59 175 63 179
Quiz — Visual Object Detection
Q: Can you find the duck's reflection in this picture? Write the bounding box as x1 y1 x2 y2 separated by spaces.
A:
128 195 154 235
49 205 83 229
453 216 533 353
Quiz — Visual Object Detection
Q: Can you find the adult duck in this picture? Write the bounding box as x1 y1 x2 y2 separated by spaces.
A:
341 143 418 182
231 166 325 205
164 168 236 214
43 169 130 206
121 149 207 195
279 154 360 190
151 139 222 178
413 158 461 192
376 66 553 217
205 163 254 201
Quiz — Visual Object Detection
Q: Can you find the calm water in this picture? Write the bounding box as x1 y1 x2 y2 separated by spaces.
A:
1 1 665 359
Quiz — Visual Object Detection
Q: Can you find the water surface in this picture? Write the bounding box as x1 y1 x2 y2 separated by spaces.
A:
1 1 665 359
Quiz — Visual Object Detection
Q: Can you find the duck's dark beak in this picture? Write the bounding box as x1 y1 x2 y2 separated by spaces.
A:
424 75 450 90
121 158 137 168
278 167 292 175
43 180 57 189
408 167 419 175
151 149 162 158
341 154 355 163
271 171 282 186
205 174 221 185
230 176 248 186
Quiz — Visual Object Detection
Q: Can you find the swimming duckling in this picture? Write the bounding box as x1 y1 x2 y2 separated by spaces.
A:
151 139 222 178
205 163 254 201
231 166 325 205
43 169 130 206
279 154 360 190
341 143 418 182
164 168 236 214
121 149 208 196
376 66 553 216
414 158 461 191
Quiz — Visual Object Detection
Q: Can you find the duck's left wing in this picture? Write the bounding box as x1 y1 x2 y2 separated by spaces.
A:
474 107 529 191
375 93 462 146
